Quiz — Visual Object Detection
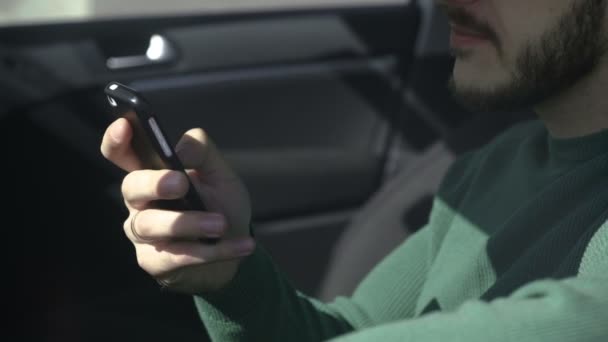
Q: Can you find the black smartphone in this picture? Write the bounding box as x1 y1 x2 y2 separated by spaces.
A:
104 82 206 212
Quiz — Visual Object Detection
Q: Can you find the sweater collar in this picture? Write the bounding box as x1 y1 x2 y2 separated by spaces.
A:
547 128 608 163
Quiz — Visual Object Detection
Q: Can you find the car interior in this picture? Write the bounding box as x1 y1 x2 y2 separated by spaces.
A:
1 1 533 341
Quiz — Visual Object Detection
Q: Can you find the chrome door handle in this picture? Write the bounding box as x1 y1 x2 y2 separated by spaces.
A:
106 34 177 70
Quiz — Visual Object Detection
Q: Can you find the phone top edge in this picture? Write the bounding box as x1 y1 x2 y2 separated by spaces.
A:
105 81 132 92
104 81 151 111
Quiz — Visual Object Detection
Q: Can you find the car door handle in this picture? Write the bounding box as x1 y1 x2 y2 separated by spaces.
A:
106 34 177 70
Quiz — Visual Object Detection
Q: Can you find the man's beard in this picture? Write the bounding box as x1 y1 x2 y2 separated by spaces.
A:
449 0 608 113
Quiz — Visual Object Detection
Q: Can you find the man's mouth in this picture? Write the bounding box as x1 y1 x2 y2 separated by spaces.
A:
450 23 492 47
442 4 499 51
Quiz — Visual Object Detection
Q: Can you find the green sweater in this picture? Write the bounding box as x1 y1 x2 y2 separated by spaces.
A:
195 120 608 341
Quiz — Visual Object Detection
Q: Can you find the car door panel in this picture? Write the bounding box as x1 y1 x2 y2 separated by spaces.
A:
2 3 422 341
3 5 420 221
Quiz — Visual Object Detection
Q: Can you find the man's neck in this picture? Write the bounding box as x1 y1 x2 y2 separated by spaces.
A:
535 60 608 139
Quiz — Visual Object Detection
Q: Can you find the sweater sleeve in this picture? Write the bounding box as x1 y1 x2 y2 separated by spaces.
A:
194 224 436 342
328 274 608 342
328 225 608 342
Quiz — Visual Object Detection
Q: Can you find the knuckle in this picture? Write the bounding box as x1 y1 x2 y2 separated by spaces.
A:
136 254 149 271
123 211 149 242
122 218 131 237
121 172 137 196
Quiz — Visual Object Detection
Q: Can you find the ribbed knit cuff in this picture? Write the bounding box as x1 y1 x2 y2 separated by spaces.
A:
194 246 272 320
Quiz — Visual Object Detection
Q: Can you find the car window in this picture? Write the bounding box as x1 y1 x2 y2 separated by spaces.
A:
0 0 407 27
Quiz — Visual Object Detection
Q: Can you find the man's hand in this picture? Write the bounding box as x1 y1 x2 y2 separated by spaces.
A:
101 118 256 294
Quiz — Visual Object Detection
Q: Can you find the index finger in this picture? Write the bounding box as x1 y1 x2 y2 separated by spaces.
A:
100 118 143 172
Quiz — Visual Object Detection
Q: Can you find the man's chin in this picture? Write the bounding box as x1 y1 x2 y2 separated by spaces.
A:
447 77 528 113
451 47 475 60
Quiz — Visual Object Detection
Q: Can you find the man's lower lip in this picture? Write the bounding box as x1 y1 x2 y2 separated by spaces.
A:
450 30 489 47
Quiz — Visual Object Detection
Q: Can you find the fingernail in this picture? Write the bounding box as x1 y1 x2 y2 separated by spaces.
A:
201 215 226 236
160 172 186 197
175 141 193 158
233 239 255 257
110 120 126 143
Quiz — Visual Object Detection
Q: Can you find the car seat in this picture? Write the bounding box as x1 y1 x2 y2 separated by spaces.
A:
317 0 533 300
